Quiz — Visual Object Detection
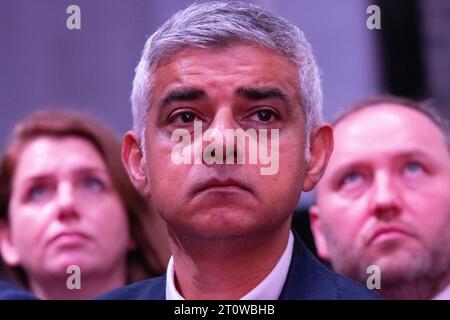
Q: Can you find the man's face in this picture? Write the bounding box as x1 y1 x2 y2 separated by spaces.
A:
311 104 450 285
128 44 327 239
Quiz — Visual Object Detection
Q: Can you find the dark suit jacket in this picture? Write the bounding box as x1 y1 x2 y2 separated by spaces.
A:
0 281 37 300
100 232 381 300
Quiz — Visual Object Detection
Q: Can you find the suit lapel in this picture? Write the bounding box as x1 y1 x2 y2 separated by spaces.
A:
279 231 337 300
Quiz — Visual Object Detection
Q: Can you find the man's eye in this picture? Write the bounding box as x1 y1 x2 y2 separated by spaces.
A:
173 111 197 124
335 171 367 197
250 109 277 122
403 161 425 177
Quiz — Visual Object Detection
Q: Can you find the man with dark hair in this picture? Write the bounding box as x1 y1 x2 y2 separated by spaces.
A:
102 1 378 300
310 95 450 299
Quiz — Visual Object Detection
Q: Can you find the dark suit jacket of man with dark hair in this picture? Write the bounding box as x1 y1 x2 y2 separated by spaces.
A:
99 232 381 300
0 281 37 300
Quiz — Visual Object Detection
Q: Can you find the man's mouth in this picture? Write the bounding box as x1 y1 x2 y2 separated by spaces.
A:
368 226 412 245
192 178 252 196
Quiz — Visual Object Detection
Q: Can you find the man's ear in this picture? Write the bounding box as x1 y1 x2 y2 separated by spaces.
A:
309 205 330 261
0 220 20 267
303 124 333 192
122 131 150 196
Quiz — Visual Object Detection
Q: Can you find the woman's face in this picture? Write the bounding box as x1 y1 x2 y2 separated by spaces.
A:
0 136 132 280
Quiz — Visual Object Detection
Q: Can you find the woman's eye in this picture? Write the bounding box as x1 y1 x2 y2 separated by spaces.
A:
27 185 51 202
83 177 105 192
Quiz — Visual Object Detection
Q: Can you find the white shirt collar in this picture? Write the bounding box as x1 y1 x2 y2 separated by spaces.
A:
433 283 450 300
166 231 294 300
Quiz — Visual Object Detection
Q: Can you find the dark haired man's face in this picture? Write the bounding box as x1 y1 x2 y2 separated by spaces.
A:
125 45 331 239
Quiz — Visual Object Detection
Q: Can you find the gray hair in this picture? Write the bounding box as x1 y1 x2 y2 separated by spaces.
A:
131 1 323 147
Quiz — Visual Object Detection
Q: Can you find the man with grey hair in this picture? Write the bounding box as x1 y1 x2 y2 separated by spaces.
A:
102 1 378 299
310 95 450 299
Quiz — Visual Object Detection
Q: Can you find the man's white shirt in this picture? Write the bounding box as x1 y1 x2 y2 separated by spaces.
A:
166 231 294 300
433 284 450 300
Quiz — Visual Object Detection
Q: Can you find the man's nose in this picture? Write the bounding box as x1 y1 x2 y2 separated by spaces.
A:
55 182 79 221
208 108 240 134
369 172 402 220
201 108 241 165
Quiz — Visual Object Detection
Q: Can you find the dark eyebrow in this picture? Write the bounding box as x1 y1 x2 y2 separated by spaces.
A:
236 87 288 102
159 88 206 108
